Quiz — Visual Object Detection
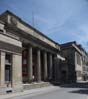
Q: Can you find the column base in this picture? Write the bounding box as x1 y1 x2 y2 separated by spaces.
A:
0 86 8 95
0 86 23 95
36 80 41 83
28 79 33 83
13 85 23 93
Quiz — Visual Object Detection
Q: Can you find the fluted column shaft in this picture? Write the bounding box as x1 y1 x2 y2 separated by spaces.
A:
44 52 48 81
28 47 33 83
37 49 41 82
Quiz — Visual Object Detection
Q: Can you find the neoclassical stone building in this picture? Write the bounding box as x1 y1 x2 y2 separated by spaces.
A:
0 10 88 94
0 10 62 94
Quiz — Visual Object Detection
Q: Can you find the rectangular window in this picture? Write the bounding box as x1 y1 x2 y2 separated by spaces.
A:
77 53 81 65
5 53 12 82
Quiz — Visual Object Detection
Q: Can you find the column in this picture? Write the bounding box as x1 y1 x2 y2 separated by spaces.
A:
49 54 53 80
54 56 57 81
44 52 48 81
37 49 41 82
28 47 33 83
0 51 5 87
12 54 23 91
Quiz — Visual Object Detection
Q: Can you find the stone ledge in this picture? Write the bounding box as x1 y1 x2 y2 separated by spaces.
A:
23 82 51 90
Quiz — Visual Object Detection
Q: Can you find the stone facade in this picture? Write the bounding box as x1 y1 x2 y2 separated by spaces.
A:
0 34 22 94
60 42 85 83
0 10 88 94
0 10 62 94
78 45 88 81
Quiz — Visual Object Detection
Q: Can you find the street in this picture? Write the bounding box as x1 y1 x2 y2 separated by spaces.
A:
10 83 88 99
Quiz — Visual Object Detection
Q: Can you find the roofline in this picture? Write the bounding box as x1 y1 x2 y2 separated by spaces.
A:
0 10 60 46
61 41 76 46
61 41 82 55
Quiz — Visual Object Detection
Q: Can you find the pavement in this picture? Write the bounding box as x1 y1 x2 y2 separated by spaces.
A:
0 83 88 99
0 86 59 99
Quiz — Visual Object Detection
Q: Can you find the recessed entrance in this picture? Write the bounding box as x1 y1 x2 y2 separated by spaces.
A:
22 46 39 83
22 44 52 84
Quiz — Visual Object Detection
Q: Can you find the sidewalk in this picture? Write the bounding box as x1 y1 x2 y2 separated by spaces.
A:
0 86 59 99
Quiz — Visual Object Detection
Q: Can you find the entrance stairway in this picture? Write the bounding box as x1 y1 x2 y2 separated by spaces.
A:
23 82 51 90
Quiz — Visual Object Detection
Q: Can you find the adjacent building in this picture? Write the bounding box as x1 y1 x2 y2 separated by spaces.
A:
60 42 83 83
78 45 88 81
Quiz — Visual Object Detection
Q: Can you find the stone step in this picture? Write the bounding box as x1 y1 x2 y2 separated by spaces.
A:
23 82 51 90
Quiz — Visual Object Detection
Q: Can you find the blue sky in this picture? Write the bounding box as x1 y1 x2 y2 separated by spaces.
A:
0 0 88 51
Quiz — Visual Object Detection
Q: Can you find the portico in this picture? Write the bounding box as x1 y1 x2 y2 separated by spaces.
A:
22 44 55 84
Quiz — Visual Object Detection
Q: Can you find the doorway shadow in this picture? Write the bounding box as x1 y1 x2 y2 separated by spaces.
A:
69 89 88 95
50 81 88 95
59 82 88 88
